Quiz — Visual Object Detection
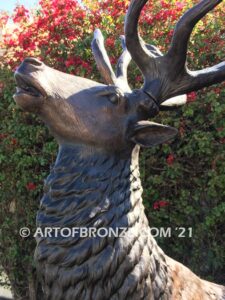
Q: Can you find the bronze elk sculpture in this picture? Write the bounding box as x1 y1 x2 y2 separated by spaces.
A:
14 0 225 299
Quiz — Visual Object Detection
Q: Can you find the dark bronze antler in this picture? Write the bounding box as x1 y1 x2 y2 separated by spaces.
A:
125 0 225 105
91 29 117 86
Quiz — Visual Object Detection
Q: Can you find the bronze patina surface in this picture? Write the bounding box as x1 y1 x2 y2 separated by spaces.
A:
14 0 225 299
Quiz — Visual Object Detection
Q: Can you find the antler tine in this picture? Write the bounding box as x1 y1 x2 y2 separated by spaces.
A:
166 0 223 72
116 36 132 92
91 29 117 85
167 0 225 95
124 0 155 77
180 62 225 95
115 36 162 92
116 36 131 79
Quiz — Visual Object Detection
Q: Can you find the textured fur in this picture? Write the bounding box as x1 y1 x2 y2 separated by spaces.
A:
35 145 170 299
34 145 225 300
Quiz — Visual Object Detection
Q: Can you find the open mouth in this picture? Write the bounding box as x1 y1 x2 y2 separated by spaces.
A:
15 73 46 97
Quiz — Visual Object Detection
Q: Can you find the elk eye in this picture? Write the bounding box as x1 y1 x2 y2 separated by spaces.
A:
109 93 120 104
95 86 124 105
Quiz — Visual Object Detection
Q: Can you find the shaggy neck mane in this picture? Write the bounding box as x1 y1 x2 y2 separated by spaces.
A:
35 144 170 300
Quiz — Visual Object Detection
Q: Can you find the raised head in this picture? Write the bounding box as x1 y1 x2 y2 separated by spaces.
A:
14 0 225 154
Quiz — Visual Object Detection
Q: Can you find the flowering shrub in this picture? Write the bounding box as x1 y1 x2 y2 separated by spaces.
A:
166 154 175 166
153 200 170 210
26 182 37 191
0 0 225 298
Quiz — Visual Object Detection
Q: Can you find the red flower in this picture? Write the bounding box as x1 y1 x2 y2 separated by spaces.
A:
176 2 185 10
81 61 91 71
219 138 225 144
12 5 29 23
65 57 75 68
106 38 115 48
214 87 221 94
166 154 174 165
11 138 17 145
153 200 170 210
135 75 142 82
0 133 8 140
26 182 37 191
110 57 117 65
187 92 197 103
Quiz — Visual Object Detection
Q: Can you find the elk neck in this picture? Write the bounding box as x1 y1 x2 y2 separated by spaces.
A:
35 143 171 299
37 143 145 228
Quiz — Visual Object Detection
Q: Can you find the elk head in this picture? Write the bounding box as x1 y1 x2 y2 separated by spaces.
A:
14 0 225 154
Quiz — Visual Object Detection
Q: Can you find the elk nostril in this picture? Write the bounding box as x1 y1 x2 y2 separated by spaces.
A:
24 57 43 66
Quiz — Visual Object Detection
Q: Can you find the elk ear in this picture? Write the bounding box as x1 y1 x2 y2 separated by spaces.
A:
129 121 177 148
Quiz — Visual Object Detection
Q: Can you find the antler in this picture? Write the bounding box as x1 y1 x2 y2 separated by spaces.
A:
91 29 117 85
115 36 131 92
91 29 131 92
125 0 225 105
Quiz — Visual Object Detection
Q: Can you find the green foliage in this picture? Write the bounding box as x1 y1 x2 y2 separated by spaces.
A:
141 86 225 283
0 69 57 297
